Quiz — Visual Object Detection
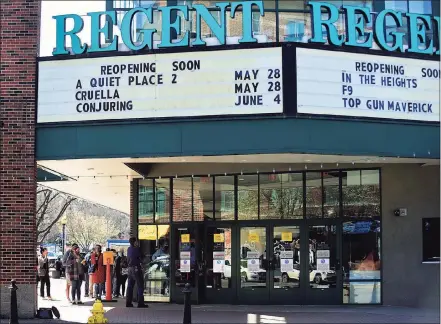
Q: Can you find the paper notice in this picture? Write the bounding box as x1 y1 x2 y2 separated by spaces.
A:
281 258 293 272
180 259 191 273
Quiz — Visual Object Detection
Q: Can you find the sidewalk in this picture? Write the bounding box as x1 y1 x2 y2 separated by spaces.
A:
4 278 439 324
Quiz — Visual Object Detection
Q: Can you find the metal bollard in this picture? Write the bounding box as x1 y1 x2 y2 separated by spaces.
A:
9 279 18 324
182 283 192 324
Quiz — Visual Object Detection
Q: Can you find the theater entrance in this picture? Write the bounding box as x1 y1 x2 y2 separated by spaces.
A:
169 221 342 305
236 221 342 305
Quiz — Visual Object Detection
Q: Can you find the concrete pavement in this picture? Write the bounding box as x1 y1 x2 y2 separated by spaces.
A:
3 278 439 324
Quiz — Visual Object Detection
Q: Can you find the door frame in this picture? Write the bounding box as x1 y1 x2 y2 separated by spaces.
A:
303 218 343 305
170 223 204 304
202 221 237 304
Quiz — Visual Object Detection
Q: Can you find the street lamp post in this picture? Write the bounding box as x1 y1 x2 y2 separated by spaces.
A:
61 216 67 255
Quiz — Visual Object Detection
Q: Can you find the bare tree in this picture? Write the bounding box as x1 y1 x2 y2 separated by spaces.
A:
65 200 128 251
36 185 76 244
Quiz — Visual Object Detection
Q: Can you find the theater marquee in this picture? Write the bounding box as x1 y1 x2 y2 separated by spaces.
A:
37 47 283 123
296 48 440 122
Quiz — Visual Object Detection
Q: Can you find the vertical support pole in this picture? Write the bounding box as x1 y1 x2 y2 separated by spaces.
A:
9 280 18 324
183 283 191 324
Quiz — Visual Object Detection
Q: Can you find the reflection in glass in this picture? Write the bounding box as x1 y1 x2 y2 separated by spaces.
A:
174 227 196 287
342 170 380 218
206 227 232 289
260 173 303 219
238 175 259 220
308 225 337 289
193 177 214 221
226 11 276 43
306 173 322 217
342 220 381 281
323 172 339 218
173 178 193 222
343 282 381 304
139 179 154 223
155 179 170 223
272 226 300 289
240 227 266 288
140 224 170 302
214 176 235 220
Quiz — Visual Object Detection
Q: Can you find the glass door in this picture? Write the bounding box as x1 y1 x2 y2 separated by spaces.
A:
269 225 304 305
304 221 342 305
203 225 235 303
237 226 269 304
171 225 204 304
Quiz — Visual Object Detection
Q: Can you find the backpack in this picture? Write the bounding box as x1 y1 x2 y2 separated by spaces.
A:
121 256 128 275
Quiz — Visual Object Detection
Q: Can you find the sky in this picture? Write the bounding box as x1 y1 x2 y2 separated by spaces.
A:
40 0 107 56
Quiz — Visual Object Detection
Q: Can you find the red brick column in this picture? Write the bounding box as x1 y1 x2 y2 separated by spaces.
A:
0 0 40 319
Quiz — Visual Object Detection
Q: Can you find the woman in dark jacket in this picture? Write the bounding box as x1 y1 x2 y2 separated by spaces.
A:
38 247 52 300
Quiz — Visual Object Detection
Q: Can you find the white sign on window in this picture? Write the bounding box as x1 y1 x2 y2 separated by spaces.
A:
37 47 283 123
280 258 293 272
316 258 330 271
316 250 330 258
180 259 191 273
213 259 225 273
296 48 440 122
247 259 260 272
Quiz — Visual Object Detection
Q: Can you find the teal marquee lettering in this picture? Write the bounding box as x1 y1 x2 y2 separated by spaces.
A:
309 1 343 45
158 5 190 48
121 7 156 50
230 1 264 43
52 14 86 55
87 11 118 52
343 5 373 48
374 9 405 52
406 13 434 54
192 2 229 46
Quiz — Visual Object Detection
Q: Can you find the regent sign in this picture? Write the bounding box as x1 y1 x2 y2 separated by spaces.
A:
53 1 440 56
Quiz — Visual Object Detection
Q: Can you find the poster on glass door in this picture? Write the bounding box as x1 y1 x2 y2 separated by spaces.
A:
180 259 191 273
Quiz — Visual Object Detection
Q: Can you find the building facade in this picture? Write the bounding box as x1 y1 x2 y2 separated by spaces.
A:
0 0 440 319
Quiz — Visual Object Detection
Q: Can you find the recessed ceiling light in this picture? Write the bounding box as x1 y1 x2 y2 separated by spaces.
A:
181 159 186 162
305 160 312 162
241 159 247 162
87 168 94 171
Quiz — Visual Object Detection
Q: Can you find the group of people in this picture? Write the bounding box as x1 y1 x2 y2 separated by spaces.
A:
37 237 147 308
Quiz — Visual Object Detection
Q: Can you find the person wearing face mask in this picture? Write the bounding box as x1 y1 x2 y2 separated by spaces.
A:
38 247 52 300
91 244 106 299
126 237 148 308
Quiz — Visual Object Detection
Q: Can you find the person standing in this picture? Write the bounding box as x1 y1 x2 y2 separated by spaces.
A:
62 243 72 302
38 247 52 300
67 244 84 305
82 252 90 298
91 244 106 299
87 248 96 298
113 249 122 298
126 237 147 308
119 248 129 297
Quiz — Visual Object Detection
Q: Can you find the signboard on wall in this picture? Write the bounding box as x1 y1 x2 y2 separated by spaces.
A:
37 47 283 123
296 48 440 122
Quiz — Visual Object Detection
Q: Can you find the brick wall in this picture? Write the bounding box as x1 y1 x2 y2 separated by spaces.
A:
0 0 40 318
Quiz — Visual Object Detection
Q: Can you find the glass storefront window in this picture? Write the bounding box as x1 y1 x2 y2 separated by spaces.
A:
193 177 214 221
139 179 154 223
155 178 170 223
226 10 276 43
306 172 322 218
238 175 259 220
139 224 171 302
173 178 193 222
240 227 267 288
343 282 381 304
214 176 235 220
205 227 232 289
273 226 300 288
260 173 303 219
323 171 339 218
342 170 380 218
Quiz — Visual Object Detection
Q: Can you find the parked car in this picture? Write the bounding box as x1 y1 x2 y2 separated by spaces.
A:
281 263 336 284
